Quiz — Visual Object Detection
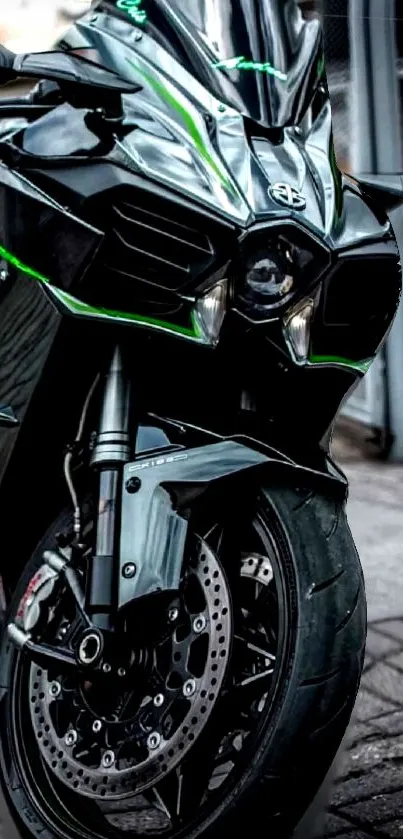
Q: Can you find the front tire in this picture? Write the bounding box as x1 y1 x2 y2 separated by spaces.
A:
0 485 366 839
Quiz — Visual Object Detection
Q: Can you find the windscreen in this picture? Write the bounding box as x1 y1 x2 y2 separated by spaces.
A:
131 0 324 128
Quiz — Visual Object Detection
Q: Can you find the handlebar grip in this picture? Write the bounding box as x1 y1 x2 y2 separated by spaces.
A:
0 95 31 107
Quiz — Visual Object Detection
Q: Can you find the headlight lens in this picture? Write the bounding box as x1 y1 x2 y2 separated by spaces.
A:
242 244 294 309
245 251 294 302
233 226 330 323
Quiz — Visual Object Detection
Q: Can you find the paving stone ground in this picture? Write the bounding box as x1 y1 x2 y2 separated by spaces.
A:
322 619 403 838
320 434 403 839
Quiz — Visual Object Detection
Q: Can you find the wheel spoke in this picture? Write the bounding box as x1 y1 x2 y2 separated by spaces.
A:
234 633 276 662
238 667 274 687
231 634 276 695
152 768 182 824
145 785 173 820
155 729 221 825
177 754 214 818
203 522 225 555
245 639 276 661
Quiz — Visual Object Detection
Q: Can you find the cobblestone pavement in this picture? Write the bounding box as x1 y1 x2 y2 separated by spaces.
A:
321 439 403 839
323 619 403 838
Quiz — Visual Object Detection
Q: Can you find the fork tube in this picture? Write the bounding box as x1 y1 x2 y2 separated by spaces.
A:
86 344 132 629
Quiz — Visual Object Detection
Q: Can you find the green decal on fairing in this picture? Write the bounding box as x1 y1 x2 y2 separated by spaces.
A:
116 0 147 25
126 59 237 195
309 354 372 374
0 244 204 341
51 286 204 339
317 53 325 79
213 56 287 82
0 243 49 284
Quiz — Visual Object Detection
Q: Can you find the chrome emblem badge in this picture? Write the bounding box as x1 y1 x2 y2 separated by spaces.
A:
269 183 307 211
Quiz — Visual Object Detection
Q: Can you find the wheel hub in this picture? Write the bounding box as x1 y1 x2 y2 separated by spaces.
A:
77 631 103 666
29 537 232 800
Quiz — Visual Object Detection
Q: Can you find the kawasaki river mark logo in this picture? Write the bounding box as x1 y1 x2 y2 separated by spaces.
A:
213 56 287 82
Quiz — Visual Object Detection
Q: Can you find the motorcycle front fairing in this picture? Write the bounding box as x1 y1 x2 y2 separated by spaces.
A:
118 433 348 608
53 9 362 238
0 1 399 602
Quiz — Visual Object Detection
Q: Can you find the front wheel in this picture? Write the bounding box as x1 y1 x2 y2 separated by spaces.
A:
0 485 366 839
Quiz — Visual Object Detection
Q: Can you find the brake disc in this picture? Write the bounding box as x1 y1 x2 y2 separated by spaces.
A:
29 537 231 800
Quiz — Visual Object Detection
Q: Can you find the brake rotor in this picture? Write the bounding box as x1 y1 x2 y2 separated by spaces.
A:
29 537 231 800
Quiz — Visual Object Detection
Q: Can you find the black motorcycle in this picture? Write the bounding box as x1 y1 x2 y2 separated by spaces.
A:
0 2 400 838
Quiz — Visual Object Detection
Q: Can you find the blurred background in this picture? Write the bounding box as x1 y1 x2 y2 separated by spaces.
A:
302 0 403 466
0 3 402 838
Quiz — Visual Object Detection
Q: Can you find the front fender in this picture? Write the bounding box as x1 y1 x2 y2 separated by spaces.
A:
118 438 347 609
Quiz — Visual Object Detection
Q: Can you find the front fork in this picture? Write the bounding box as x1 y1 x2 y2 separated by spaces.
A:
86 344 132 630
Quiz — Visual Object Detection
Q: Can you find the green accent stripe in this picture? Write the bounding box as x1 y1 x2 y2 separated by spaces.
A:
309 354 372 374
126 59 237 195
317 53 325 80
0 243 204 341
50 285 204 339
0 243 50 284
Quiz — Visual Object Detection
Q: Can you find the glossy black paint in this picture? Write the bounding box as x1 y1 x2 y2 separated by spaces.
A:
140 0 324 129
119 435 346 606
311 239 402 363
0 2 400 594
0 163 103 290
119 440 267 605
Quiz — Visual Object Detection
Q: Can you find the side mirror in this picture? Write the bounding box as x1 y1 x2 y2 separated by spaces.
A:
353 173 403 212
0 43 140 95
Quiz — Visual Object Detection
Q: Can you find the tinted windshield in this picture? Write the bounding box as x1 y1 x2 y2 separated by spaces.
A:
113 0 324 128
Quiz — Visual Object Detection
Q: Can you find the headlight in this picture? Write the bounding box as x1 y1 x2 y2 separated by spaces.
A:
245 250 294 303
240 242 295 311
233 226 330 323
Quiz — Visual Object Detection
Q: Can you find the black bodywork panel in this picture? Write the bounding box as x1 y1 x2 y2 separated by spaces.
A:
118 436 347 607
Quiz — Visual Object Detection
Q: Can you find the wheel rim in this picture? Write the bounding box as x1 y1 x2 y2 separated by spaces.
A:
7 502 292 839
28 536 232 799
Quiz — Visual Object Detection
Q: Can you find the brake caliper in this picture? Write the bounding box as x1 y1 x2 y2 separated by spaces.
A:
14 552 65 634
